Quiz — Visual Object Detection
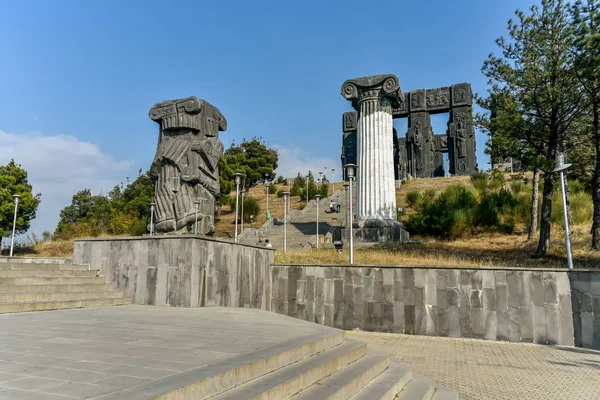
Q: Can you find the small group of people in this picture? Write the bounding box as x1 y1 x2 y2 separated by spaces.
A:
329 196 342 213
256 235 272 247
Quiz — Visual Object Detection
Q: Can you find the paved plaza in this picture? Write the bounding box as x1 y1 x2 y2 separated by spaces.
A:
349 330 600 400
0 306 331 399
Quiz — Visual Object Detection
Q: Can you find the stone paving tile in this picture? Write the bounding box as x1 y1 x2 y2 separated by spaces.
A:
348 331 600 400
0 376 65 390
93 375 151 390
0 389 74 399
0 372 24 384
43 382 117 398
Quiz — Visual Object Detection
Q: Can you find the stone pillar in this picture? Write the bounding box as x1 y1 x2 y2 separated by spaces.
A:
448 83 477 175
341 75 409 243
342 75 402 220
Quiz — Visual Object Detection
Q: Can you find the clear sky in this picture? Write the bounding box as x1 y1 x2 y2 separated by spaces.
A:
0 0 531 235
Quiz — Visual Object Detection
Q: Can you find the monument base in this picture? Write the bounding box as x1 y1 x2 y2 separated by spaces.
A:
339 220 409 243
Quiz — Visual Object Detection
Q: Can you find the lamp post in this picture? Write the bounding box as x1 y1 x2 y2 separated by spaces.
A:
318 171 323 184
315 194 321 248
306 174 309 203
149 201 156 236
553 153 573 269
282 191 289 252
344 163 356 264
331 168 335 194
265 179 270 220
233 173 243 242
343 183 349 239
287 178 292 215
193 200 201 235
9 194 21 257
240 190 245 233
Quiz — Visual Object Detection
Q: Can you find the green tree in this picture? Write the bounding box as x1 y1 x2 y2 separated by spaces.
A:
570 0 600 248
221 138 279 193
0 160 41 244
480 0 585 257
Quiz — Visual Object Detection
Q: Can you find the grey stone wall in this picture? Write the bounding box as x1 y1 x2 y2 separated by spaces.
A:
271 265 574 346
73 236 274 310
569 271 600 349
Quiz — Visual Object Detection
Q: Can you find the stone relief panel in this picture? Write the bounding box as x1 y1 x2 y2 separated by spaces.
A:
342 111 357 133
451 83 472 107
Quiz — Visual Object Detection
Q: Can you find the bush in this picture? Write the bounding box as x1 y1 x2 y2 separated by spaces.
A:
267 183 277 194
422 188 437 204
474 194 499 228
444 184 477 210
489 171 506 190
510 180 526 195
405 193 454 238
471 171 488 193
242 196 260 223
406 190 421 208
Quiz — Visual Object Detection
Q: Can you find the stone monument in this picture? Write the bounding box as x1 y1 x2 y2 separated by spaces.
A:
342 81 476 179
148 97 226 235
341 75 409 242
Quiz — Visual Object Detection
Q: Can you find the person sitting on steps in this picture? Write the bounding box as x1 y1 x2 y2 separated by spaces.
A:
256 235 265 246
329 200 335 213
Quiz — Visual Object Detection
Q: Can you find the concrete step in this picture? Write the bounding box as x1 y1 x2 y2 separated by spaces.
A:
349 362 412 400
126 330 346 400
0 297 131 314
430 385 459 400
0 290 126 303
0 269 98 278
211 339 367 400
395 373 436 400
0 257 72 264
0 263 90 270
290 351 389 400
0 276 106 285
0 283 115 293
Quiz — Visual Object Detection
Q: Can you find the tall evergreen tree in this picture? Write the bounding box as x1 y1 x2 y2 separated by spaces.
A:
480 0 585 256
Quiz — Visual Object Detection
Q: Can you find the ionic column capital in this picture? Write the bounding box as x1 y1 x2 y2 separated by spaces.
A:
341 74 404 111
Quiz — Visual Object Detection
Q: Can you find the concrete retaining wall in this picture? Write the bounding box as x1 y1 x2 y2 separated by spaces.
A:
271 264 575 346
73 236 274 310
569 271 600 349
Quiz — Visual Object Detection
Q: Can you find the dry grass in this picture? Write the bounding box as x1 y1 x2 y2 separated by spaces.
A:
274 224 600 269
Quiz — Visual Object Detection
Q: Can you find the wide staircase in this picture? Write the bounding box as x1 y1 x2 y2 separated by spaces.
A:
240 189 350 250
148 326 456 399
0 257 130 314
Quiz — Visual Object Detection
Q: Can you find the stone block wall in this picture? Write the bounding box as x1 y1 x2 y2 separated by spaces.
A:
73 236 274 310
271 265 574 346
569 271 600 349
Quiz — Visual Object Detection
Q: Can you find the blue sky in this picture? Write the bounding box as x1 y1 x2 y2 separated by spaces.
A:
0 0 531 235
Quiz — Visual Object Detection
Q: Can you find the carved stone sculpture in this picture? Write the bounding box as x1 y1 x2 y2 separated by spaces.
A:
148 97 226 235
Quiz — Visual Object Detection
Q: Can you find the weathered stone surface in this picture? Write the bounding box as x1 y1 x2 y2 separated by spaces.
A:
148 97 226 235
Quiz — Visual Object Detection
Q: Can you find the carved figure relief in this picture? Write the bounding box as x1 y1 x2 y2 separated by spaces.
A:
454 112 467 158
149 97 226 235
426 91 450 108
411 92 424 109
453 87 468 105
343 111 357 132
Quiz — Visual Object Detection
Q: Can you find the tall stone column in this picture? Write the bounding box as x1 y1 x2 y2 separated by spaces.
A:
341 75 409 242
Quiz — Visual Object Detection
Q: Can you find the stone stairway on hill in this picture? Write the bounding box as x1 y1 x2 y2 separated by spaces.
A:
143 325 457 400
239 188 353 250
0 257 130 314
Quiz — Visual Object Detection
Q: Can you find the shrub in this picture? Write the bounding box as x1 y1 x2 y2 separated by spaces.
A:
569 179 585 194
444 184 477 210
405 193 454 238
242 196 260 223
489 171 506 190
267 183 277 194
449 209 471 238
471 171 488 193
571 192 593 224
422 188 437 204
406 190 421 208
510 180 526 195
474 194 499 228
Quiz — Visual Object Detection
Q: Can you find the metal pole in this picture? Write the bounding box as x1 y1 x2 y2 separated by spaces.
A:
266 183 269 220
306 175 309 203
9 195 20 257
283 192 288 252
315 195 321 248
331 168 335 195
560 171 574 269
241 191 245 233
150 202 155 236
234 181 240 241
349 177 354 264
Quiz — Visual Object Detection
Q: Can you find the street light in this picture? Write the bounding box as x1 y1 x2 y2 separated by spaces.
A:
344 163 357 264
149 201 156 236
553 153 573 269
233 172 243 242
240 190 246 233
9 194 21 257
193 200 201 235
287 178 292 215
318 171 323 184
331 168 335 194
343 183 349 237
282 191 289 252
315 194 321 248
265 178 270 220
306 174 309 203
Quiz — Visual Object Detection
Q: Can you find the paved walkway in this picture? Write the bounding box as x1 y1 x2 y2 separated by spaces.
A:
348 331 600 400
0 306 331 399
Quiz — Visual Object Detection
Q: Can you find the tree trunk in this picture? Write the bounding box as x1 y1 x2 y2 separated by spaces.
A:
528 169 540 241
535 171 554 257
591 102 600 249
